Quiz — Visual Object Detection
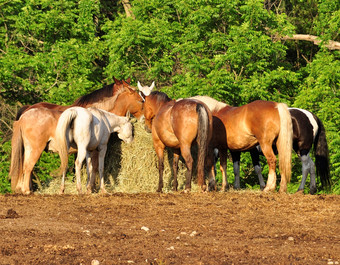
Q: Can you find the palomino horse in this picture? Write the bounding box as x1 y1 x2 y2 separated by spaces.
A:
10 78 144 194
55 107 133 194
199 97 293 193
137 82 213 192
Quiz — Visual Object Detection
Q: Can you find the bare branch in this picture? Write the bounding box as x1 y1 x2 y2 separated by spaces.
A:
281 34 340 50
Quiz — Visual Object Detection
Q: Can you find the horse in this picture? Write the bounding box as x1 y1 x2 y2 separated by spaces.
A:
198 97 293 193
55 107 133 194
234 108 330 194
137 82 213 192
9 78 144 194
193 96 330 194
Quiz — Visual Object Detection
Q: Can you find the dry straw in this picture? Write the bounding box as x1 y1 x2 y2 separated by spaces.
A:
42 119 200 194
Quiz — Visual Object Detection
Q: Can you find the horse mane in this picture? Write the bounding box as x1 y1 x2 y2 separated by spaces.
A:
72 83 124 108
151 91 173 104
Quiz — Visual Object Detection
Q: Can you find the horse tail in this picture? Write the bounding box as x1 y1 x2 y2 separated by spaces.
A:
9 121 24 191
55 108 78 175
314 116 331 188
15 105 31 121
196 103 211 188
276 103 293 183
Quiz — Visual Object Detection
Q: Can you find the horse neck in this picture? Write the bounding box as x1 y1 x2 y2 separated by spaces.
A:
105 112 125 132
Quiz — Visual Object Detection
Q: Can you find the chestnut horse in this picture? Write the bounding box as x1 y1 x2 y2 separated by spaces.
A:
200 97 293 193
235 108 330 194
9 78 144 194
138 82 213 192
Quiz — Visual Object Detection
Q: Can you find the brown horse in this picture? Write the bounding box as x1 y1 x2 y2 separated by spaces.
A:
10 78 144 194
202 98 293 193
138 82 213 192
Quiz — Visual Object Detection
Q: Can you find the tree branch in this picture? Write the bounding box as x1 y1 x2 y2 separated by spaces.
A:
281 34 340 50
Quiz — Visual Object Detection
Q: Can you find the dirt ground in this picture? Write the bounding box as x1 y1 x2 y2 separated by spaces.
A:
0 191 339 265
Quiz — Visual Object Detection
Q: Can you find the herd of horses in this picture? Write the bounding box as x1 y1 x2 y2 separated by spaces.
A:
9 78 331 195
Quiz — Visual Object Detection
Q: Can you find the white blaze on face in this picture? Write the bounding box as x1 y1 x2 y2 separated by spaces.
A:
289 108 319 140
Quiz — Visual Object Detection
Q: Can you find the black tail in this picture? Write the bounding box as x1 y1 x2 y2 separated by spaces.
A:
314 116 331 189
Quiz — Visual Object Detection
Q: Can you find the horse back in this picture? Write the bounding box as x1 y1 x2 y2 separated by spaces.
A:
216 100 281 150
19 108 62 150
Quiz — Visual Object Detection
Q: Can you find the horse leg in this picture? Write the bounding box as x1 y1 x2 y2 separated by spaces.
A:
250 148 265 190
98 145 108 194
75 148 86 194
297 150 316 194
172 150 180 191
87 151 99 193
231 151 241 190
85 152 95 194
154 143 165 192
21 145 45 195
261 144 277 192
308 155 317 195
219 149 229 191
180 145 193 192
205 147 217 192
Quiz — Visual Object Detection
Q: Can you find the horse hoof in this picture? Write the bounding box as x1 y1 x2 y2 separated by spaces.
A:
310 187 317 195
263 187 274 193
99 189 108 194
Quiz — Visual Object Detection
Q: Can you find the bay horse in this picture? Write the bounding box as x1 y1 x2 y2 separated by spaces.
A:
55 107 133 194
198 97 293 193
137 82 213 192
9 78 144 194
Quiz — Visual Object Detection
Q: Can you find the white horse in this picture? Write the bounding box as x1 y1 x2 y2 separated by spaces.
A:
55 107 133 194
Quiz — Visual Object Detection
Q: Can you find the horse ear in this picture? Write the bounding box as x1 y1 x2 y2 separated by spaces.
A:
138 81 154 96
137 81 143 91
114 77 122 84
126 111 131 119
126 77 131 84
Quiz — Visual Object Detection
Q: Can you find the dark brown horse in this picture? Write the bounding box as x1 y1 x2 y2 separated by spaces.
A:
10 78 144 194
138 82 213 192
203 98 293 193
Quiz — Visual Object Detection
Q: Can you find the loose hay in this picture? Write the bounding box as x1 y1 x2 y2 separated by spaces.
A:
42 119 200 194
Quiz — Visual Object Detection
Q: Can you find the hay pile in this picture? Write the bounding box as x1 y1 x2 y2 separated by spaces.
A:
43 119 200 194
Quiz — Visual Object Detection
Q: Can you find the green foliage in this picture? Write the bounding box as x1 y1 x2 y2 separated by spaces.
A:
0 133 11 193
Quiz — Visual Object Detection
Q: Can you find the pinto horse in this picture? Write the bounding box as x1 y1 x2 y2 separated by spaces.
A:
137 82 213 192
200 97 293 193
9 78 144 194
55 107 133 194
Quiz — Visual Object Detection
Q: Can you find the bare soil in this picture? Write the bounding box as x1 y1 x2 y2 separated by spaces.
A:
0 191 339 265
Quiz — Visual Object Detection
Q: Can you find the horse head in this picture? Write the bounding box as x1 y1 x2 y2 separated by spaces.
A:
113 78 144 120
115 117 134 144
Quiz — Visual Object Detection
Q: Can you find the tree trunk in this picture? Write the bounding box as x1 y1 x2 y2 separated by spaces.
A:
122 0 135 19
